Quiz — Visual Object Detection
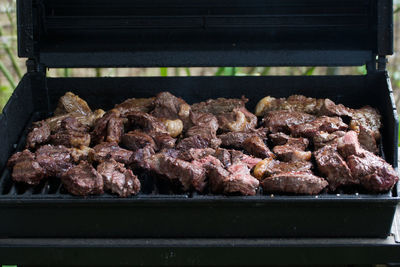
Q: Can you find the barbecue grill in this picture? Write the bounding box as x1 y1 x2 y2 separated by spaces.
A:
0 0 400 265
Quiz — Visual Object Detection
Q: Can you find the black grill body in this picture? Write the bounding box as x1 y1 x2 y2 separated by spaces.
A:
0 73 398 238
0 0 399 264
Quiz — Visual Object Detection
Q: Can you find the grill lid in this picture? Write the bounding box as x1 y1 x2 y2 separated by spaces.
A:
17 0 393 68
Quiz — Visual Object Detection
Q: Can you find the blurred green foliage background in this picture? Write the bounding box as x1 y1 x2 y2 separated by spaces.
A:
0 0 399 112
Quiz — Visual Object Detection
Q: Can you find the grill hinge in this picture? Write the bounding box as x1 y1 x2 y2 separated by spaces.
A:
26 58 45 73
366 55 387 73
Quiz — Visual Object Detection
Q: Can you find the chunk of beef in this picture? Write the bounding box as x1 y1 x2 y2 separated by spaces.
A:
97 159 141 197
121 131 156 151
191 97 256 132
114 97 155 116
337 131 363 159
91 109 121 144
147 153 205 191
151 92 191 127
273 146 312 162
242 136 274 158
185 126 221 149
290 116 348 138
61 161 104 196
176 135 211 150
218 128 268 149
35 145 73 177
58 117 90 133
26 121 51 149
349 106 381 141
191 155 221 192
261 172 328 195
127 111 167 134
347 150 398 192
255 95 323 116
7 150 46 185
270 133 310 162
189 112 219 132
358 125 379 154
92 142 133 165
253 158 312 180
46 109 105 131
129 146 155 170
312 131 346 150
255 95 352 117
262 110 315 133
269 132 309 149
148 132 176 150
207 162 259 196
217 107 257 132
50 130 91 148
177 148 216 162
191 97 248 115
314 145 357 191
214 148 262 169
54 92 92 116
106 116 125 143
318 98 352 117
70 146 94 163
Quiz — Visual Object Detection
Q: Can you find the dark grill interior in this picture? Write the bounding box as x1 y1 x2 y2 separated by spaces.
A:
0 74 397 200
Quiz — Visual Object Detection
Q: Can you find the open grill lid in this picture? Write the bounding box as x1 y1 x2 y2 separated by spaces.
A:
17 0 393 68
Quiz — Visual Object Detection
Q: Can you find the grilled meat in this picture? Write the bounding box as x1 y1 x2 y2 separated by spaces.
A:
51 130 91 148
121 131 156 151
255 95 351 117
176 148 216 162
312 131 346 150
218 128 268 149
97 159 141 197
273 146 312 162
114 97 155 116
69 146 94 163
337 131 363 158
129 146 156 170
189 112 219 132
192 97 248 115
217 107 257 132
207 162 259 196
358 125 379 154
7 150 46 185
318 98 352 117
261 172 328 195
127 111 168 134
214 148 261 169
35 145 73 177
61 161 104 196
26 121 51 149
7 91 396 198
191 155 221 192
336 131 398 192
151 92 191 128
91 109 123 144
290 116 348 138
262 110 315 133
146 153 205 191
347 150 398 192
314 145 357 191
54 92 92 116
253 158 312 180
349 106 381 141
92 142 133 165
192 97 256 132
242 136 274 159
